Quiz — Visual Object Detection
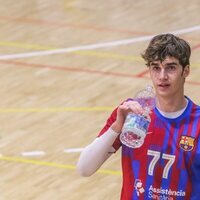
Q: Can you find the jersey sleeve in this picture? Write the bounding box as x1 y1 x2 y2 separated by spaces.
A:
97 107 122 151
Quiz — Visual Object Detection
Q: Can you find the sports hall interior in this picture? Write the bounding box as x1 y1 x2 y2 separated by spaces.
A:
0 0 199 199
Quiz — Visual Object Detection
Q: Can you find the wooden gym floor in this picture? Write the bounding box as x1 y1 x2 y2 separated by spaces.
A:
0 0 199 199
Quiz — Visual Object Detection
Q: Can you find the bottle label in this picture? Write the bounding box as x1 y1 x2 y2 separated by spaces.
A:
124 113 150 134
120 113 150 148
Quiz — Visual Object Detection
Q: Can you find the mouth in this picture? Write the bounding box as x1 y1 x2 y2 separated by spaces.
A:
157 83 170 90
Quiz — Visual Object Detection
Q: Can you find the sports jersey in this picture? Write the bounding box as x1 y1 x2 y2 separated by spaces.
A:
98 97 200 200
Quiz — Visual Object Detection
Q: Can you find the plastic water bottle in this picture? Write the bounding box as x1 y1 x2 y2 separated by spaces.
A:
120 86 155 148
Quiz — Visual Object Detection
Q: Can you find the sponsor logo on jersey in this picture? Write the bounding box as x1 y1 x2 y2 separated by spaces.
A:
148 185 186 199
179 136 195 151
134 181 186 199
134 179 145 196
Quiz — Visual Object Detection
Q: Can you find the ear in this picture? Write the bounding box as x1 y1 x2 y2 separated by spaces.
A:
183 65 190 78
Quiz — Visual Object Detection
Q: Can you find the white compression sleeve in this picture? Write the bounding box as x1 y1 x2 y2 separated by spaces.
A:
76 128 119 177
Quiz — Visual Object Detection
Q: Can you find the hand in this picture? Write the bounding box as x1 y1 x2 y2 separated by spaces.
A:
111 100 144 134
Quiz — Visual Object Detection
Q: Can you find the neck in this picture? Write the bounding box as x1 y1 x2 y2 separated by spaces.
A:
156 95 187 112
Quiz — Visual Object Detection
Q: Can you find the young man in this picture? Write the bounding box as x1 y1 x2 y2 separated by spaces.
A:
77 34 200 200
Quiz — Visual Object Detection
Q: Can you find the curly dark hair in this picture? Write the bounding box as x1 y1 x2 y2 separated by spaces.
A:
141 33 191 68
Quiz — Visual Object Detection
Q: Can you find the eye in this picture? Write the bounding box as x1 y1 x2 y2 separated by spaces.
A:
151 66 160 72
166 65 176 72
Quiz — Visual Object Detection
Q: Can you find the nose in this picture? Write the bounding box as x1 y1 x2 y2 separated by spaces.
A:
159 69 168 80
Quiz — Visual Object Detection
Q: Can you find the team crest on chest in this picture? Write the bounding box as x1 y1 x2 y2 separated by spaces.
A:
179 136 195 151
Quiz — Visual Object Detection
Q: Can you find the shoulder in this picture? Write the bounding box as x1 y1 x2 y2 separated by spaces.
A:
187 97 200 117
189 98 200 110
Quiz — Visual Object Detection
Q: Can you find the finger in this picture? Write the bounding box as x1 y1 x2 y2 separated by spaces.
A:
123 101 143 114
129 104 143 114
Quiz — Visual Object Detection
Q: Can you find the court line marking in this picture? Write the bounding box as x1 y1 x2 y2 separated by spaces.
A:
0 107 114 113
1 60 200 86
0 41 199 67
1 60 200 85
0 40 143 62
0 25 200 60
0 156 121 176
21 151 46 157
0 16 200 42
0 40 199 67
0 60 141 78
0 15 151 36
0 41 54 50
192 43 200 51
64 148 85 153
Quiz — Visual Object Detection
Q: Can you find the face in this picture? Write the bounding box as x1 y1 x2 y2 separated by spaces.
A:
149 56 190 98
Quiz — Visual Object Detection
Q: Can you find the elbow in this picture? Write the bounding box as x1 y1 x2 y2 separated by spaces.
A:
76 165 92 177
77 169 92 177
76 161 95 177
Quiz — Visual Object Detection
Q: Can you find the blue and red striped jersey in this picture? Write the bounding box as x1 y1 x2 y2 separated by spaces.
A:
98 97 200 200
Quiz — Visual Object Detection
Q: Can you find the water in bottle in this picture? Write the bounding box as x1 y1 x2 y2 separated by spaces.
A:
120 86 155 148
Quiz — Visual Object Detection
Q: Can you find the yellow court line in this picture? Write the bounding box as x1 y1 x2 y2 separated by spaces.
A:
0 41 55 50
0 41 199 67
75 50 143 62
0 41 142 62
0 107 114 113
0 156 121 176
